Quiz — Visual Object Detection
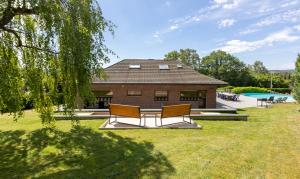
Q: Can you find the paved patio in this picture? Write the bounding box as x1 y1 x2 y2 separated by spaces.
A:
99 116 202 129
217 95 258 109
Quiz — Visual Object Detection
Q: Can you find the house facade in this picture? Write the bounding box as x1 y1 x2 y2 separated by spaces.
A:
82 59 227 109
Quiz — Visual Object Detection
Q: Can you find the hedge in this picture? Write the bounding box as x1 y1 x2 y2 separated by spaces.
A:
232 87 269 94
267 88 291 94
217 85 235 92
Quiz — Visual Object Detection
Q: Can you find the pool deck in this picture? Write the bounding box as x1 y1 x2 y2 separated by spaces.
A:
217 95 259 109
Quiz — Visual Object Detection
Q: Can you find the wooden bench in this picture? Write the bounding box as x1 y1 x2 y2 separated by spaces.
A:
158 104 191 126
109 104 145 126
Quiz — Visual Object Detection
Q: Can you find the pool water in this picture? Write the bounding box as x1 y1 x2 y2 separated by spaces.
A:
243 93 295 102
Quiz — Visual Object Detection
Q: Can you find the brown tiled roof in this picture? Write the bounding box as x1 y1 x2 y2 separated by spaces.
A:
93 59 227 85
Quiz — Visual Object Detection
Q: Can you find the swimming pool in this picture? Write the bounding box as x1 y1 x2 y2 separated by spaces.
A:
243 93 296 102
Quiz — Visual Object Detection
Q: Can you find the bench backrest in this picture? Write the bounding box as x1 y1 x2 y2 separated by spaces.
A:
161 104 191 118
109 104 141 118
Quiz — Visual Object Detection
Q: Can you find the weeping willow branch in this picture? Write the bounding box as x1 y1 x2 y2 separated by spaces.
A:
0 0 114 124
0 5 37 28
0 27 58 54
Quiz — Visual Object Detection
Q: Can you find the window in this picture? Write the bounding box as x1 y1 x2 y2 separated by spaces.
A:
159 64 169 70
154 91 168 101
84 91 113 109
180 91 206 101
94 91 113 96
129 64 141 69
127 90 142 96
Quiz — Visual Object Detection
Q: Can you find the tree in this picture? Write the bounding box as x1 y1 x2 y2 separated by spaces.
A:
250 61 269 74
293 54 300 103
164 48 201 70
201 50 253 86
0 0 114 123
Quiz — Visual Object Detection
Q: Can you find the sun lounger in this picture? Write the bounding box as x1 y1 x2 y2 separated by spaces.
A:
281 97 288 103
275 97 283 103
157 104 191 126
266 96 275 104
109 104 145 126
232 94 240 101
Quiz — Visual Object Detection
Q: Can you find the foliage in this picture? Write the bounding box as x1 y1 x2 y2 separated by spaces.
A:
252 73 290 88
163 49 293 88
217 85 234 92
0 0 114 123
268 88 292 94
164 48 201 70
232 87 269 94
201 50 253 86
249 60 269 74
293 54 300 103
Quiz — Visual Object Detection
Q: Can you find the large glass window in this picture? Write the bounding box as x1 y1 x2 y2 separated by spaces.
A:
84 91 113 109
180 91 206 101
154 90 168 101
127 90 142 96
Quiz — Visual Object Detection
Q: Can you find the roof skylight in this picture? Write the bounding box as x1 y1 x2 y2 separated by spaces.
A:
129 64 141 69
177 64 183 68
159 64 169 70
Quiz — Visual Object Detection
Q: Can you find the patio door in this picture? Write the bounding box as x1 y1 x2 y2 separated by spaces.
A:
198 91 206 108
97 96 112 109
180 90 207 108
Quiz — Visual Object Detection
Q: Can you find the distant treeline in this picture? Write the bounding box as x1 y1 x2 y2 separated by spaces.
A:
164 49 295 89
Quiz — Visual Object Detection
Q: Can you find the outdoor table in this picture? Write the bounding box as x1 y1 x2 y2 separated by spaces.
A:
142 112 160 126
257 98 268 107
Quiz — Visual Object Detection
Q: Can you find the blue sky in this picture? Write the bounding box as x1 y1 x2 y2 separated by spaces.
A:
99 0 300 70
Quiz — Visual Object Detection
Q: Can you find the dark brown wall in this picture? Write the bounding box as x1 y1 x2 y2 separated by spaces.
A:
83 83 217 109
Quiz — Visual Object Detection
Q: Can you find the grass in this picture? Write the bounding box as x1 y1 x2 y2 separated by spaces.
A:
0 104 300 178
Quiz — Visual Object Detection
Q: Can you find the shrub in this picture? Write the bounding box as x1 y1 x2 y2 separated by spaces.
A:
22 93 34 110
232 87 269 94
268 88 291 94
217 85 235 92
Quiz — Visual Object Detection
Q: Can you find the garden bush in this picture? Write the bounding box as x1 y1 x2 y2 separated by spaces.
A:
267 88 291 94
217 86 235 92
232 87 269 94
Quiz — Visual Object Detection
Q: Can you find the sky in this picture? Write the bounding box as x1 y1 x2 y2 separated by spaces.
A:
99 0 300 70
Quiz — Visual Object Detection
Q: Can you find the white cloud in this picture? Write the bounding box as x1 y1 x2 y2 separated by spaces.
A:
170 24 179 30
153 0 239 39
294 24 300 31
240 28 259 35
255 9 300 27
213 0 241 9
213 0 228 4
264 29 299 43
281 0 298 8
218 18 236 28
152 32 163 43
219 29 300 53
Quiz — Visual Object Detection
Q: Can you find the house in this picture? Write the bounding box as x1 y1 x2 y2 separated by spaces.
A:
82 59 227 109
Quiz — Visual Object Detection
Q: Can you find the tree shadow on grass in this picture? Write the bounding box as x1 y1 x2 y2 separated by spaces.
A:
0 127 175 178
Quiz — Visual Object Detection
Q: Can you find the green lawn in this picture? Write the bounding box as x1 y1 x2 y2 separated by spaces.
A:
0 104 300 178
